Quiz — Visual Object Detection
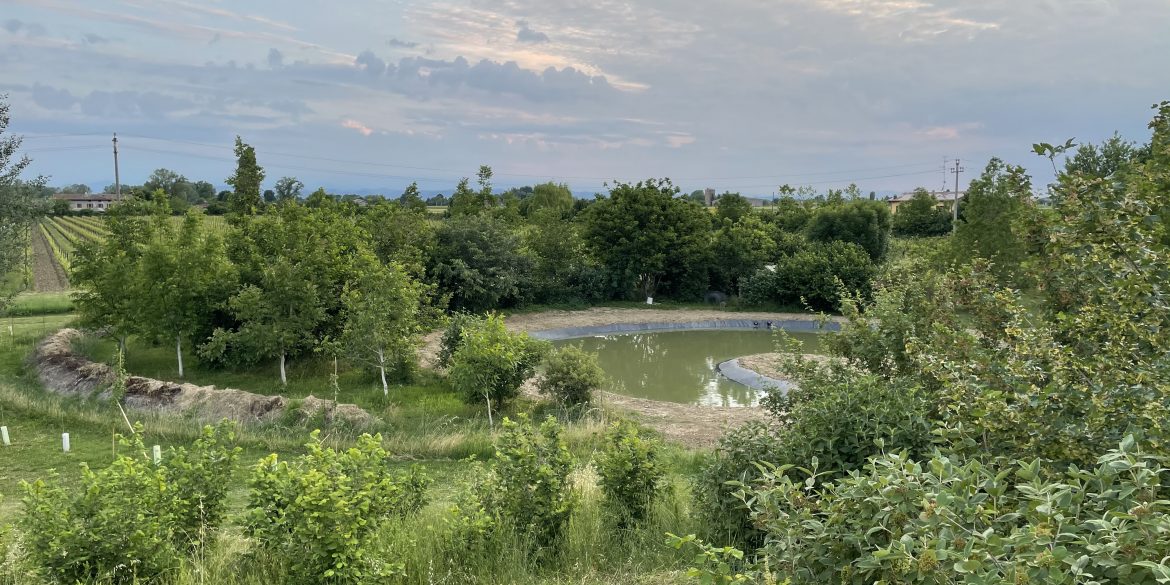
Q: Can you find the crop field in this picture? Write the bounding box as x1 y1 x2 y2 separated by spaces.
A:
27 214 227 292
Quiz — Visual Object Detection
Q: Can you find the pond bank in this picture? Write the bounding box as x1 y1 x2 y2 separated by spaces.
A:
421 308 841 447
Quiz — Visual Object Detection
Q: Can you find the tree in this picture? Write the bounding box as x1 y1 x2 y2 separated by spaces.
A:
448 315 548 424
891 188 952 237
143 168 187 197
715 192 753 223
582 179 712 299
538 345 605 406
225 137 265 216
273 176 303 202
805 199 891 262
447 177 480 217
340 256 429 396
526 182 573 217
56 183 91 194
1062 134 1146 180
397 181 426 212
262 189 275 203
711 216 777 294
766 195 812 233
430 215 533 312
525 208 606 303
951 157 1032 282
361 199 435 277
136 212 236 377
192 180 216 202
477 164 494 207
1 98 47 308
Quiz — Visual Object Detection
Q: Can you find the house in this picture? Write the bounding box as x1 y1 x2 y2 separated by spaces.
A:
886 190 964 214
52 193 122 212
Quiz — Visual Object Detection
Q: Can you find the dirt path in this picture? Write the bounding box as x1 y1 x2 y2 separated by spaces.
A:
422 308 838 447
30 225 69 292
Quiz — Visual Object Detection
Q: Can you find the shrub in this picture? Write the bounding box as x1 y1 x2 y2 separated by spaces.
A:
746 435 1170 584
448 314 548 420
740 240 874 311
437 312 481 368
890 188 953 237
693 420 783 548
452 416 577 556
805 199 891 262
20 423 239 584
538 345 605 407
595 421 666 528
243 431 430 583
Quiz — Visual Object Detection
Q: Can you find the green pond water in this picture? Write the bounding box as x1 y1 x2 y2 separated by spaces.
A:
553 329 821 407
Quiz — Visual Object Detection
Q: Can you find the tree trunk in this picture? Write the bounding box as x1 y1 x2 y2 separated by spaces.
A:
484 391 493 427
176 336 184 379
118 335 127 357
279 352 287 386
377 348 388 397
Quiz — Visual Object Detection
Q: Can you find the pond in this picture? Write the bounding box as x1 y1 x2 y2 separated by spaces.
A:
552 329 822 407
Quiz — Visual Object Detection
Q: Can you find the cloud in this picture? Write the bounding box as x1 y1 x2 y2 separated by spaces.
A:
516 20 549 43
341 119 374 136
355 50 387 77
82 33 110 44
663 133 696 148
3 19 22 34
267 48 284 68
31 84 77 110
79 90 193 118
916 122 984 140
388 37 418 48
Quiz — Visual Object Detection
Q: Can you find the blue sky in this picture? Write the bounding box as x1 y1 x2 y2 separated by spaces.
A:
2 0 1168 196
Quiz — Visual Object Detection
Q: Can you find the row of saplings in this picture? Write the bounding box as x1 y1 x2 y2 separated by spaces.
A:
13 416 667 584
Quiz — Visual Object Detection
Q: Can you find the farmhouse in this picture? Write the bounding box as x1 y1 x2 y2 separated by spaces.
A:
886 190 964 214
51 193 121 212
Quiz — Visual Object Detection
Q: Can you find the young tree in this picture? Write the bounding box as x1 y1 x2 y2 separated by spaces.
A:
448 315 548 425
226 136 265 216
448 177 481 217
137 212 237 377
527 182 574 217
891 188 952 237
340 256 430 396
582 179 711 299
805 199 891 262
0 96 47 308
715 192 753 223
397 181 426 212
360 199 435 278
951 157 1033 282
711 216 777 294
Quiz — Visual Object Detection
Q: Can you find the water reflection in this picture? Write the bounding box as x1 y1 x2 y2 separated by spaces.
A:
555 329 821 407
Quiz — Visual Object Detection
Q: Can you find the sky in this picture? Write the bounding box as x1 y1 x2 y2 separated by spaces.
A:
2 0 1168 197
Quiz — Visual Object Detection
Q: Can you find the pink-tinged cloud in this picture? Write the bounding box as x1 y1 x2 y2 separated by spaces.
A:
917 122 983 140
342 119 374 136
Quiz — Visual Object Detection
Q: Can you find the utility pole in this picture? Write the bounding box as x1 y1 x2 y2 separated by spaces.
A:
112 133 121 198
941 156 949 192
950 158 964 231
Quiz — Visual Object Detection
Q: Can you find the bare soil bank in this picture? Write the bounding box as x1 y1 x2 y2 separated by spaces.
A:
35 329 375 428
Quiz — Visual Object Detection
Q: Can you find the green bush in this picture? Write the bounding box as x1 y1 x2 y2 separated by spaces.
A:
243 431 430 583
452 416 577 556
805 199 891 262
693 420 783 548
20 423 239 584
437 311 481 368
538 345 605 407
448 314 548 419
746 435 1170 584
890 188 953 237
741 240 874 311
595 421 666 529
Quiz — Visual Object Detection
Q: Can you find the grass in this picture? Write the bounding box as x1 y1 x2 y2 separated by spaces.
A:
1 291 74 317
0 307 717 584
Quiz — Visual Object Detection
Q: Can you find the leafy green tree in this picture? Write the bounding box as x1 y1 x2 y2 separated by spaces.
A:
805 199 891 262
430 215 533 312
398 181 426 212
192 180 216 202
890 188 952 237
716 192 753 223
143 168 187 198
1062 133 1146 180
137 212 237 377
538 345 605 406
595 421 665 528
740 240 874 311
582 179 712 299
525 208 606 303
951 157 1032 282
526 182 574 217
710 216 776 294
0 97 46 307
340 255 430 395
765 195 812 233
273 176 303 202
226 136 265 216
448 315 548 424
448 177 481 217
361 198 435 277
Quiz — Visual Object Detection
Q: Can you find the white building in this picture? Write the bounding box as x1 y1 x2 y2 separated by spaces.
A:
52 193 121 212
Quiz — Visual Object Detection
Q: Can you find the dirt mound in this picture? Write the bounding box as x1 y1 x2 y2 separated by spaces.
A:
35 329 376 428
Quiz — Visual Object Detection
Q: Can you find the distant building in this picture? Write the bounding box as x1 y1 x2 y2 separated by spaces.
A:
886 190 964 214
51 193 122 212
703 188 715 207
